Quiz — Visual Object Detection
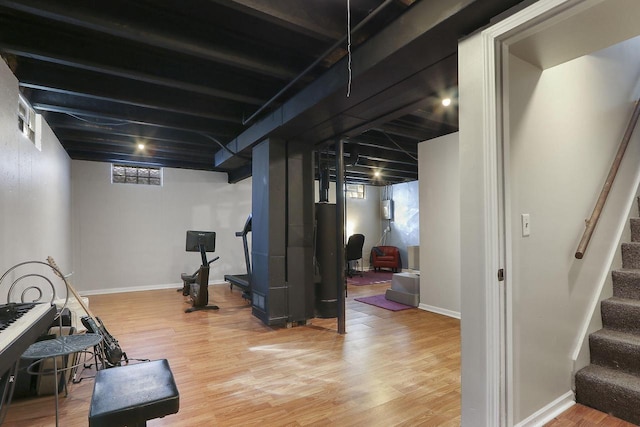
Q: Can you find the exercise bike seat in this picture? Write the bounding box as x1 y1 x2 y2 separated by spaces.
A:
180 255 219 283
179 257 219 297
180 270 198 284
179 269 199 295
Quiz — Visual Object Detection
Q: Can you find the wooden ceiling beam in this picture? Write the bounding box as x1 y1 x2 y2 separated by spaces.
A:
0 20 273 105
0 0 298 79
209 0 345 42
18 64 246 123
43 112 239 144
33 100 242 135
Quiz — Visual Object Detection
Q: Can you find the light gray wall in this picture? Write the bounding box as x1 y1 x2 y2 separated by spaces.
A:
71 161 252 293
0 59 71 299
507 36 640 423
459 12 640 426
418 133 460 318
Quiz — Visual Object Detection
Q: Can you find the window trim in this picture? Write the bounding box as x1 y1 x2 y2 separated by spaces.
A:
18 93 39 149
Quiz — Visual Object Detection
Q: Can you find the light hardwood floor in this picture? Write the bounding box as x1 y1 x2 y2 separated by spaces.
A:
545 404 635 426
4 282 461 426
4 282 629 426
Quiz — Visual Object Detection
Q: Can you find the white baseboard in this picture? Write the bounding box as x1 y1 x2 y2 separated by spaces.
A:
79 280 228 296
515 391 575 427
419 303 461 319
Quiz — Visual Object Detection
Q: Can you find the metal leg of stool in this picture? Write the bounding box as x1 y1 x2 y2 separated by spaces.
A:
62 356 69 398
53 356 59 427
94 345 102 370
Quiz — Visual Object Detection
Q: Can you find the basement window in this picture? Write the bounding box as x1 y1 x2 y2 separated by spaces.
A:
18 93 39 148
345 184 365 199
111 164 162 186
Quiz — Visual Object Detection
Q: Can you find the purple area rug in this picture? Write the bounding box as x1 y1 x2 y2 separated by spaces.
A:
347 271 393 285
354 294 414 311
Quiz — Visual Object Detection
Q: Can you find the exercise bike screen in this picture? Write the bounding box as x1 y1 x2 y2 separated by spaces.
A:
185 231 216 252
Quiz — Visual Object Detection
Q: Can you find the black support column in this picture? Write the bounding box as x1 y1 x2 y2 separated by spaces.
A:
286 141 315 322
251 137 314 326
251 138 287 325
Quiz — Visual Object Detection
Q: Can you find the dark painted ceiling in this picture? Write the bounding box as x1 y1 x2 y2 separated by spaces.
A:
0 0 530 186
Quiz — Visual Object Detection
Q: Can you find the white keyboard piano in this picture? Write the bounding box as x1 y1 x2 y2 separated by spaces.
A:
0 303 57 375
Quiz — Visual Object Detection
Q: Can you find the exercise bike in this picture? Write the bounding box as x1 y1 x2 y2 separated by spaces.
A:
180 230 220 313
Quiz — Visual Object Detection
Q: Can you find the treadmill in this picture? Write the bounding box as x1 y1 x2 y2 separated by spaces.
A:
224 214 252 300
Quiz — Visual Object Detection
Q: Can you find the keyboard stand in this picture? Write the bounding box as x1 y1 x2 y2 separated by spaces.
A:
0 360 19 425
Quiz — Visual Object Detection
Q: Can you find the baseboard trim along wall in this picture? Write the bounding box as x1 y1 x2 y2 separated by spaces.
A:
515 391 575 427
419 303 461 320
79 280 229 296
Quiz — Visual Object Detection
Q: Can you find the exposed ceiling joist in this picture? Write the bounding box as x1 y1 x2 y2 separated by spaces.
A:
0 0 299 79
0 0 528 186
35 100 242 135
22 75 245 124
209 0 345 42
213 0 465 168
0 22 271 105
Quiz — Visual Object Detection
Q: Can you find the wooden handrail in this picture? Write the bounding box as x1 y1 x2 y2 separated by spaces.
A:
575 99 640 259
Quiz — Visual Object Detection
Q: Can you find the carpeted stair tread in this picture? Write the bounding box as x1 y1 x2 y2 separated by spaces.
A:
601 297 640 334
576 203 640 424
575 364 640 425
612 269 640 299
590 329 640 375
631 218 640 242
622 242 640 269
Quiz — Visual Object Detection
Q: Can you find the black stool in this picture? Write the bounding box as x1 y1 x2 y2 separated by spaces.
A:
89 359 179 427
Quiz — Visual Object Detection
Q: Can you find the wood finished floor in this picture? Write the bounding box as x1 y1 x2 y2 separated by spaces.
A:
4 282 460 426
3 282 627 426
545 404 636 426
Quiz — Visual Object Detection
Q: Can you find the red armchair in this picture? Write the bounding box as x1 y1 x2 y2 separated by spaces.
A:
371 246 401 272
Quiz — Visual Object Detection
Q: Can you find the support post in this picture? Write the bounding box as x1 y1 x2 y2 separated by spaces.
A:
336 139 346 334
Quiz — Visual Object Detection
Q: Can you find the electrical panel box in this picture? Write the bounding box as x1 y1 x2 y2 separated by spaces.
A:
382 199 393 220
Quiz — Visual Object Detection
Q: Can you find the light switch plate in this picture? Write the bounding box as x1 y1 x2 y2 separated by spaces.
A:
521 213 530 237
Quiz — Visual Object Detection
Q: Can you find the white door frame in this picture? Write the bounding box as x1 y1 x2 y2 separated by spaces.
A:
475 0 599 425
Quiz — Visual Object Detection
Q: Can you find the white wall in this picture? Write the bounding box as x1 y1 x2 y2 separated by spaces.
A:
459 31 495 426
71 161 252 293
0 59 71 300
418 132 460 318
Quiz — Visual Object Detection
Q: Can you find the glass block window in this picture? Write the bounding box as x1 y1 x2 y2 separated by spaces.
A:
345 183 365 199
112 164 162 186
18 93 37 145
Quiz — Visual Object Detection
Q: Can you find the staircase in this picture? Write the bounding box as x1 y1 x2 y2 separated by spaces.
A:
576 199 640 424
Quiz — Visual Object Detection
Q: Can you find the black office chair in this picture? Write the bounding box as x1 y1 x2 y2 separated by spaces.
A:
346 234 365 278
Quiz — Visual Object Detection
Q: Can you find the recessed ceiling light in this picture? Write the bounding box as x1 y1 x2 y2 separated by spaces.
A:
138 143 145 150
442 98 452 107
